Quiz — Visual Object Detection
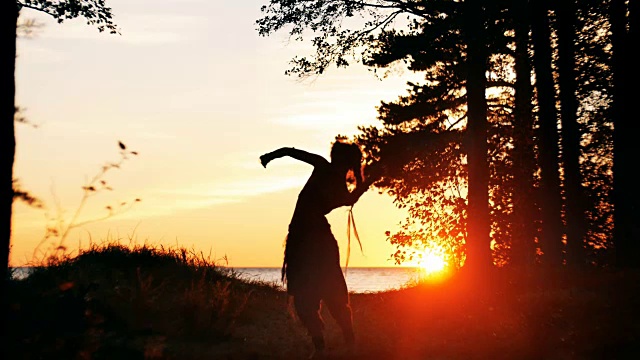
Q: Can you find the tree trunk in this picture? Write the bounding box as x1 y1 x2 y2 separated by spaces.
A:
530 0 564 267
1 3 18 277
463 0 492 273
1 0 18 355
628 0 640 263
611 0 640 267
510 0 538 269
556 0 587 267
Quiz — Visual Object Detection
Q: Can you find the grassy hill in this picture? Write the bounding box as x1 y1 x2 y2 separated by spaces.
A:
6 244 640 359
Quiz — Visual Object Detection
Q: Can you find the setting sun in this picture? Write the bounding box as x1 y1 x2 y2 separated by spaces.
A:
414 247 448 275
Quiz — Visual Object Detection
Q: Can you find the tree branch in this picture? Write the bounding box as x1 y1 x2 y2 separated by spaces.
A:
16 2 57 17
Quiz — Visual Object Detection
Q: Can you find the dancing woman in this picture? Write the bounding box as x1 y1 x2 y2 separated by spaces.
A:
260 141 378 358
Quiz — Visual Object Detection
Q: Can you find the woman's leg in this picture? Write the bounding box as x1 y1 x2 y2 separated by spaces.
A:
323 266 355 345
293 292 326 355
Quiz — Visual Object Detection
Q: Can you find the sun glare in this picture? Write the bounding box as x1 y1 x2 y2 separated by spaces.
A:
415 248 448 275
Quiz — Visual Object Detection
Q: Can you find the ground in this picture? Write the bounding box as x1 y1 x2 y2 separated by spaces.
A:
7 246 640 360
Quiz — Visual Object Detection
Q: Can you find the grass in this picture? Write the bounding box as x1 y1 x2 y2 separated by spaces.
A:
6 244 640 360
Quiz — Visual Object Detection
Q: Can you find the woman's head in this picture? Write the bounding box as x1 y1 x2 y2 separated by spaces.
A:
330 140 364 184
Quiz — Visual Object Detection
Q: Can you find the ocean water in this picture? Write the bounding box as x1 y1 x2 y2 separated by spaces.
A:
231 267 423 293
10 266 424 294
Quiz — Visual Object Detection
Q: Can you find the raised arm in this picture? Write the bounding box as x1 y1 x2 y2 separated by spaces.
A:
260 147 328 168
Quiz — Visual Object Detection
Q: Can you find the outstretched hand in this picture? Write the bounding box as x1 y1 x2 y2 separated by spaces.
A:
259 153 271 168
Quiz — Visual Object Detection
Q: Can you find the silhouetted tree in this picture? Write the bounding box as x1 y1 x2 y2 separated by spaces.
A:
356 2 536 269
353 5 476 268
559 0 615 266
610 0 640 267
363 1 626 270
510 0 538 269
258 0 499 271
257 0 629 271
1 1 118 349
530 0 564 267
461 0 491 272
0 4 20 293
556 1 588 267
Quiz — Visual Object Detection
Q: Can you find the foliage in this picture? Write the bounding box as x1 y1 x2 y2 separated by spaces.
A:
363 0 618 267
352 5 521 266
573 0 615 264
385 183 467 269
17 0 119 34
259 0 620 268
257 1 530 267
13 106 38 128
16 17 44 38
256 0 465 77
12 179 43 208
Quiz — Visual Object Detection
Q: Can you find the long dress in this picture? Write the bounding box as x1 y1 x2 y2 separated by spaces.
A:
282 161 352 297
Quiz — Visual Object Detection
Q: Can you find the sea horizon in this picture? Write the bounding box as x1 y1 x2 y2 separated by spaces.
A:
11 265 425 293
229 266 424 293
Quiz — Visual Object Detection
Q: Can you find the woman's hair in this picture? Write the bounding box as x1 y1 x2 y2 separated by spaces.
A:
330 140 364 185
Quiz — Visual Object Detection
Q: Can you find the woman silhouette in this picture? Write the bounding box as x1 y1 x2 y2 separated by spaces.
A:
260 141 377 358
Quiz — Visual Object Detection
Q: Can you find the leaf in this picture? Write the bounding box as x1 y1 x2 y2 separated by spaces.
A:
118 141 126 150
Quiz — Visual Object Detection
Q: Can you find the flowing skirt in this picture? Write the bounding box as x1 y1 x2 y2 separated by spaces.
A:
282 215 344 297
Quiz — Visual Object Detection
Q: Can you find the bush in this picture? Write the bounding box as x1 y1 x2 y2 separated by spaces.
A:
7 243 252 359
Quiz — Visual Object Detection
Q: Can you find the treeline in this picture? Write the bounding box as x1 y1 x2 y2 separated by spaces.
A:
257 0 639 272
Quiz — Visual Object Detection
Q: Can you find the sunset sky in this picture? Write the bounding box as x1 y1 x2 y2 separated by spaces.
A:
12 0 417 268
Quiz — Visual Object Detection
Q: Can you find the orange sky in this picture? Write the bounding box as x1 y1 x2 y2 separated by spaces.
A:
11 0 420 268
